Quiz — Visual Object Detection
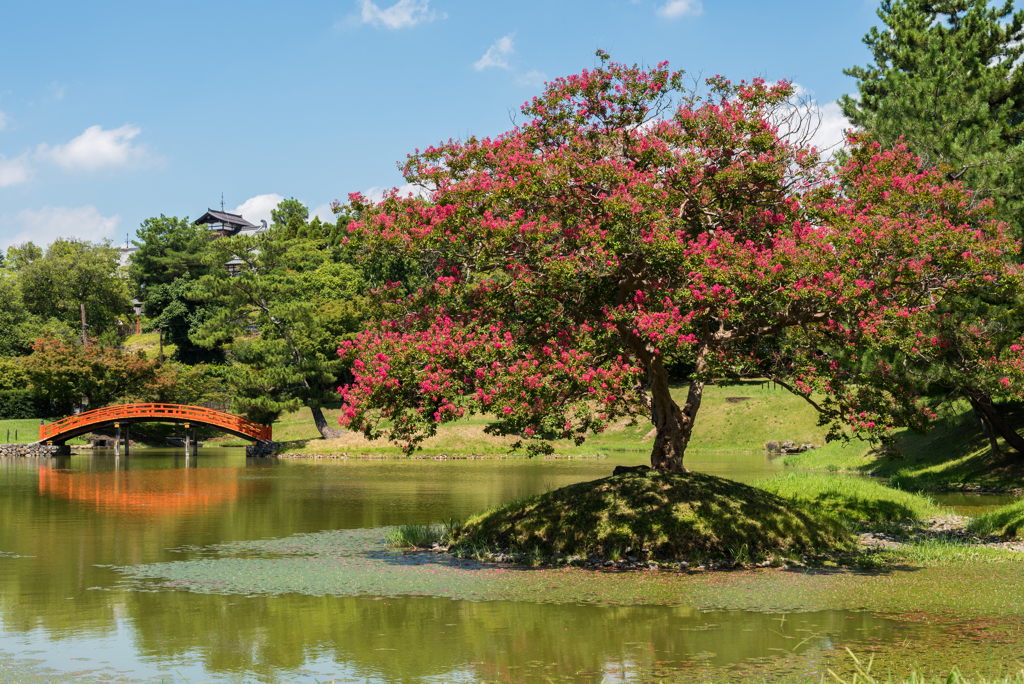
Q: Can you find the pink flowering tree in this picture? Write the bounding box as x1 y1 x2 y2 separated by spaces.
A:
761 137 1024 453
335 52 1021 472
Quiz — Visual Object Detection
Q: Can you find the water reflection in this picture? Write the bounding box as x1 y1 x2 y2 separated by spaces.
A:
0 449 1018 683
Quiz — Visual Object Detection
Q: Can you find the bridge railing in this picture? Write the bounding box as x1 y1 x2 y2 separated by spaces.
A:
39 404 272 442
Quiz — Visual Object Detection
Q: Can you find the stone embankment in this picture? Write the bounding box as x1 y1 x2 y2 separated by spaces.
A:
246 442 280 458
0 443 71 457
765 440 817 455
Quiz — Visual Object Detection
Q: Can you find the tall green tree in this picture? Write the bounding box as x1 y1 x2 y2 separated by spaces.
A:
4 242 43 271
841 0 1024 235
17 239 130 336
192 234 365 437
270 197 309 232
129 215 221 363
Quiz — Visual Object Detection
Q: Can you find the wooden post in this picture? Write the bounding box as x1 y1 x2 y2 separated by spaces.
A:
184 423 190 457
114 422 120 457
81 303 88 348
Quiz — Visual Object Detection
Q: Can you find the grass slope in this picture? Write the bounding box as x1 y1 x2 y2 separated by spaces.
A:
277 380 830 456
452 470 851 560
968 500 1024 539
752 473 944 526
783 400 1024 491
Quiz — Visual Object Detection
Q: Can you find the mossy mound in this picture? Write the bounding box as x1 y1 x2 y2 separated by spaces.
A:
453 471 852 560
968 500 1024 539
752 473 945 527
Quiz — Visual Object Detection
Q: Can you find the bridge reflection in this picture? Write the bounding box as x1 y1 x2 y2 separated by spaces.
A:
37 467 269 517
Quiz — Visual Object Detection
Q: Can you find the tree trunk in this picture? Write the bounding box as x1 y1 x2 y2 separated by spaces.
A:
968 393 1024 456
648 347 708 473
310 405 345 440
971 400 1001 456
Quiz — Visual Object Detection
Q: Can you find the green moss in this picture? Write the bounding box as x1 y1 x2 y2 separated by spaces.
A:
968 500 1024 539
452 470 852 560
752 473 945 527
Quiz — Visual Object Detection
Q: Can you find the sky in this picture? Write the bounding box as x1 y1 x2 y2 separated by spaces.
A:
0 0 888 252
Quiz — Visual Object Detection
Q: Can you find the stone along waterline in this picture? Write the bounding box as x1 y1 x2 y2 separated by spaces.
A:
0 448 1021 683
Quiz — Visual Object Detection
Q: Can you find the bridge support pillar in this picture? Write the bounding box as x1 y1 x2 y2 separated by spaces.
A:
114 423 121 457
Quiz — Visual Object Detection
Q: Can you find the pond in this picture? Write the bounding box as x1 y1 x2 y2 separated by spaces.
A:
0 448 1021 683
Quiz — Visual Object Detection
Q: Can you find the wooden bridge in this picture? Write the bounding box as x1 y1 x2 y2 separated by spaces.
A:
38 404 272 444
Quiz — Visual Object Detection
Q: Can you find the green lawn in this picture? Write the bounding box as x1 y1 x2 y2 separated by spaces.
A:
783 400 1024 491
0 419 45 444
275 380 835 456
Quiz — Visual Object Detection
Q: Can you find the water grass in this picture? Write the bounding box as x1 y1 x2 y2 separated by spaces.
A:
451 470 852 560
825 647 1024 683
384 524 444 548
752 472 945 528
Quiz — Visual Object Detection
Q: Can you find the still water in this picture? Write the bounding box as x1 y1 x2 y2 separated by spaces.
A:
0 448 1021 683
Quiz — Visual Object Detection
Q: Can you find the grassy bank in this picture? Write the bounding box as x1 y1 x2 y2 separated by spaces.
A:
449 470 851 561
783 400 1024 491
275 380 833 457
752 473 944 527
969 500 1024 539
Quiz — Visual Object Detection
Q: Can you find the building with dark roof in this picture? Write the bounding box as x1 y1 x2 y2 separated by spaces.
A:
195 209 268 238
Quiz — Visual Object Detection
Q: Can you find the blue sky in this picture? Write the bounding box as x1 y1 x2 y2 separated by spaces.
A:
0 0 885 251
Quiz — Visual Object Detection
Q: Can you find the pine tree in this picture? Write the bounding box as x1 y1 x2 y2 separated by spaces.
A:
841 0 1024 237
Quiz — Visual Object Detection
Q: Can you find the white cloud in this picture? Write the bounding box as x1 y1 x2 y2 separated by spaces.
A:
310 203 337 222
474 34 515 71
232 193 284 228
36 124 153 171
771 83 851 157
358 0 438 29
0 154 32 187
361 183 430 203
0 205 120 251
656 0 703 17
516 69 548 87
809 100 851 155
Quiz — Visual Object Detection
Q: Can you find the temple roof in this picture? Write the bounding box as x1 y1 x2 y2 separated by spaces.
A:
195 209 256 229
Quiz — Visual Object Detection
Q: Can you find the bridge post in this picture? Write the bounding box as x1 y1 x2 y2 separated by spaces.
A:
184 423 190 458
114 423 121 457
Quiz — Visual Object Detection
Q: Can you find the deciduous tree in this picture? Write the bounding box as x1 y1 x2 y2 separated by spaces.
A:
335 53 1022 471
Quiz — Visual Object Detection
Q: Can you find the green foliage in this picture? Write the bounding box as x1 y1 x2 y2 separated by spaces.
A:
751 473 944 527
0 358 26 390
14 238 130 336
270 197 309 232
4 242 42 271
0 390 49 419
453 471 851 559
193 234 364 431
21 335 158 412
129 215 222 363
842 0 1024 236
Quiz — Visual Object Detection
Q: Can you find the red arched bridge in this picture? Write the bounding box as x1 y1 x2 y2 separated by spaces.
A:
38 404 273 444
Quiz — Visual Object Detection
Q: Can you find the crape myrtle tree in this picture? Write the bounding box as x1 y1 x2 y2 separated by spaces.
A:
837 0 1024 454
334 53 1023 472
761 138 1024 452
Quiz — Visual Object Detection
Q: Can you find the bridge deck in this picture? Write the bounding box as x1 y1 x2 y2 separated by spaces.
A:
39 404 272 444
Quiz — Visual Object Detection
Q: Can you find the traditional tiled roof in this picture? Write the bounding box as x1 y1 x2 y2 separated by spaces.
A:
195 209 256 229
